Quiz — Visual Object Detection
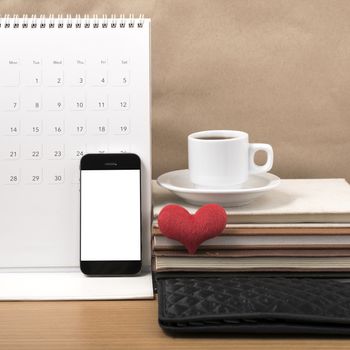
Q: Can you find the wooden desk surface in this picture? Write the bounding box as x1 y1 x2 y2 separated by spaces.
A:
0 300 349 349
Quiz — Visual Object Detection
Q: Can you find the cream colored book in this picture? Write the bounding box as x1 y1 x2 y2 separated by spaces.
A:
154 249 350 258
153 234 350 250
154 256 350 272
152 223 350 236
153 179 350 224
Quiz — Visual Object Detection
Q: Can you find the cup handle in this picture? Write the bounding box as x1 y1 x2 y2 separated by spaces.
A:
248 143 274 174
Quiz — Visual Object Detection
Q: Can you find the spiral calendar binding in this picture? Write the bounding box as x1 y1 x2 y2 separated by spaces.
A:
0 14 145 29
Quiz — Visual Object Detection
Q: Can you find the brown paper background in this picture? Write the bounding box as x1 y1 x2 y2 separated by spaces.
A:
1 0 350 180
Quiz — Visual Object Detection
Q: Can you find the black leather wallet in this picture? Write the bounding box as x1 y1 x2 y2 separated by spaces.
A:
157 274 350 335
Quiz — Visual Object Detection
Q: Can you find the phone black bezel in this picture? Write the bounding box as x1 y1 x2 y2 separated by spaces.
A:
79 153 142 276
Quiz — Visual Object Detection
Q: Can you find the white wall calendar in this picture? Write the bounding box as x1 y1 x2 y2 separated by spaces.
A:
0 15 153 299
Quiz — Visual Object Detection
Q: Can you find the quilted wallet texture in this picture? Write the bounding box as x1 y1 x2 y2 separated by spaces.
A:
157 275 350 334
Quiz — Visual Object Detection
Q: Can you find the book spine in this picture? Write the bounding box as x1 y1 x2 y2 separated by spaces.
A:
153 249 350 258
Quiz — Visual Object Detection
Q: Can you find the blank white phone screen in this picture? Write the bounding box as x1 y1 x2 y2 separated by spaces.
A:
81 169 141 261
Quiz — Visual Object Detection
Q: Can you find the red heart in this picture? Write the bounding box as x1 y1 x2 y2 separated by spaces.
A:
158 204 227 254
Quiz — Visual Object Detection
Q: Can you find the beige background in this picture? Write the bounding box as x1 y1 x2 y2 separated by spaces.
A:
1 0 349 180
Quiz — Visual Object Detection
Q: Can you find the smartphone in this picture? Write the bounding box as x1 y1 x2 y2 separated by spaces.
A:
80 153 142 276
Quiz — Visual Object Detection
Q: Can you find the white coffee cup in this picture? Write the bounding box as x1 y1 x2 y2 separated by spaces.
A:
188 130 273 188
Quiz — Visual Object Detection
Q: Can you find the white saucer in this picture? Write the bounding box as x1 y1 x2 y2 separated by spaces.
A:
157 170 281 207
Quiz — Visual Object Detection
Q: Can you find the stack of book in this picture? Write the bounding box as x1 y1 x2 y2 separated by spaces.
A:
152 179 350 273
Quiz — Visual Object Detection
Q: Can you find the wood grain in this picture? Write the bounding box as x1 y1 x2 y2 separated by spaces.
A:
0 300 350 349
